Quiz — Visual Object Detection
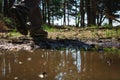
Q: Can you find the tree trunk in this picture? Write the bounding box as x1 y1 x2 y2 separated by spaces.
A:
85 0 91 26
63 0 66 26
67 1 69 26
42 0 45 23
44 1 47 23
108 12 113 25
46 0 50 24
105 0 113 25
80 0 85 27
90 0 96 25
42 0 47 24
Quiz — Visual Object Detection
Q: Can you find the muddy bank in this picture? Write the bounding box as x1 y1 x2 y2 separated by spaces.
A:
0 38 33 52
0 36 120 52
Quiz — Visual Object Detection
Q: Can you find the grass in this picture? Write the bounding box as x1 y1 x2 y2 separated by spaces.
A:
8 29 22 37
0 19 120 39
104 29 120 38
42 24 58 32
41 24 120 39
6 25 120 40
81 28 120 39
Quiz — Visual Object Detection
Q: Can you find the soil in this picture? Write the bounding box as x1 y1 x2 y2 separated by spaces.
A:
0 30 120 52
0 21 120 52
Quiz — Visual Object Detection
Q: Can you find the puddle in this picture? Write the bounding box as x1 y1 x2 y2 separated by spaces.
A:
0 48 120 80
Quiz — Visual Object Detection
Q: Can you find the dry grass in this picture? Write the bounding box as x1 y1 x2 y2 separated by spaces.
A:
48 28 120 39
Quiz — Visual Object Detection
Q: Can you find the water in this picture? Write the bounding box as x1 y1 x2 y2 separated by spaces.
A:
0 48 120 80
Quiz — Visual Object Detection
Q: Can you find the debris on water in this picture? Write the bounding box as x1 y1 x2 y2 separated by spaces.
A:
14 77 18 80
18 61 23 64
27 57 32 61
38 74 44 78
106 57 112 66
38 72 47 78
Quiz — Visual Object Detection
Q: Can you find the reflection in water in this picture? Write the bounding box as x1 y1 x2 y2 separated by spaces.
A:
14 52 18 63
70 48 81 73
83 52 87 72
8 59 11 73
2 53 6 77
0 48 120 80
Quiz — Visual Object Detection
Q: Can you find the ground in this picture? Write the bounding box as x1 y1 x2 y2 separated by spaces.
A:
0 20 120 52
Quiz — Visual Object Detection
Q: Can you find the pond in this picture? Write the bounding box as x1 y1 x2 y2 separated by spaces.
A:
0 48 120 80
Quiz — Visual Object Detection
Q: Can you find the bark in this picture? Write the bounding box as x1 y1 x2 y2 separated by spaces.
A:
67 1 69 26
85 0 91 26
85 0 97 27
41 0 47 23
47 0 50 24
80 0 85 27
90 0 96 25
63 0 66 26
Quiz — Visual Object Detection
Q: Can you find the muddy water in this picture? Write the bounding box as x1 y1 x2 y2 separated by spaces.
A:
0 48 120 80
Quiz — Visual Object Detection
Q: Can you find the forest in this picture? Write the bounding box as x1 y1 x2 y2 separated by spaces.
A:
0 1 120 79
0 0 120 27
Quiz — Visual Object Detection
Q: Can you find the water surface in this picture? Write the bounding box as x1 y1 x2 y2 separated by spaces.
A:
0 48 120 80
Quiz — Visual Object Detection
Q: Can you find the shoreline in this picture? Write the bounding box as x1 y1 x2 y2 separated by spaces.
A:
0 36 120 52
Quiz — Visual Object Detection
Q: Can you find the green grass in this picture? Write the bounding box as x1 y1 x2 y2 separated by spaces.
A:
42 24 58 32
8 29 22 37
104 29 120 38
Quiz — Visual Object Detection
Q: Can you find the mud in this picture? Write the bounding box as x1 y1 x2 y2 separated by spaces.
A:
0 35 120 52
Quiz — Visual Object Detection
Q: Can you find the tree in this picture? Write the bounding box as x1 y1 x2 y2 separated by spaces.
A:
0 0 2 13
80 0 85 27
41 0 47 23
96 0 106 26
90 0 96 25
104 0 120 25
63 0 66 26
